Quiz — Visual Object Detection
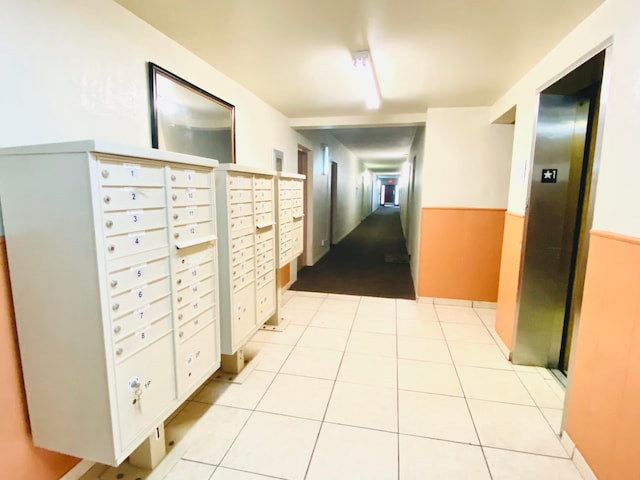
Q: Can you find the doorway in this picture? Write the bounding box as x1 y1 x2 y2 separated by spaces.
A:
329 161 338 247
513 50 607 373
297 147 309 269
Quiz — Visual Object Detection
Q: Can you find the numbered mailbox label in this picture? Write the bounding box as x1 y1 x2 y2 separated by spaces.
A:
187 206 197 218
129 231 145 247
191 300 199 311
137 327 150 342
127 210 144 226
125 188 141 202
124 163 140 179
130 263 147 280
135 305 151 320
191 282 200 294
188 224 197 236
132 285 148 301
190 267 199 278
185 170 195 182
186 188 196 201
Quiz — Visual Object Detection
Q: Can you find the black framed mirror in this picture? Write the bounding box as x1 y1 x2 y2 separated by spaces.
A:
148 62 236 163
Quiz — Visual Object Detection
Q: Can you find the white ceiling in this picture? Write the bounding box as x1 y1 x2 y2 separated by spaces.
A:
116 0 604 169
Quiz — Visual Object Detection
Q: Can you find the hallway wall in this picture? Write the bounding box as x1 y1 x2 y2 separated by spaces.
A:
417 107 514 301
491 1 640 478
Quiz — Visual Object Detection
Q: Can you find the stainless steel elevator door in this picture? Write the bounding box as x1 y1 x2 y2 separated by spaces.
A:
513 94 590 367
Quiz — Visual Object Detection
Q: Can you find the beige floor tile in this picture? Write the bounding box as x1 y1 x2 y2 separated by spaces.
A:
194 370 276 409
396 301 438 321
306 423 398 480
435 306 483 324
280 346 343 380
448 341 513 370
357 298 396 317
221 412 320 480
457 366 535 405
250 324 306 345
397 336 452 363
281 306 317 326
165 401 212 446
318 298 360 314
468 399 568 457
256 373 333 420
352 313 396 334
346 331 397 357
325 381 398 432
398 359 462 396
211 468 281 479
293 291 328 299
182 405 251 465
399 435 490 480
297 326 350 351
242 342 293 373
309 310 355 330
337 352 397 388
517 372 565 408
284 295 324 310
282 289 295 304
484 447 583 480
326 293 361 302
398 390 478 444
474 307 497 328
162 460 215 480
396 317 444 339
540 407 564 435
441 323 496 344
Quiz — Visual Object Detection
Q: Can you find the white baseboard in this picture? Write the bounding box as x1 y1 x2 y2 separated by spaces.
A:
434 298 473 307
473 300 497 309
417 296 434 304
561 431 599 480
59 460 95 480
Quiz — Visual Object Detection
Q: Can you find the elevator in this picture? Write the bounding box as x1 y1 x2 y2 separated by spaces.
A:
513 50 608 373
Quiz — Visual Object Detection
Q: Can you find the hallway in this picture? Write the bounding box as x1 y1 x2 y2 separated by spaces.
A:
85 291 576 480
292 207 415 299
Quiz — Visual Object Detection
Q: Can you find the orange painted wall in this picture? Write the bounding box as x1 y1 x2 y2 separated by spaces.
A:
565 231 640 480
495 212 525 350
280 264 290 288
417 208 505 301
0 237 79 480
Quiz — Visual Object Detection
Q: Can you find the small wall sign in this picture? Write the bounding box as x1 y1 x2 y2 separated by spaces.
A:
541 168 558 183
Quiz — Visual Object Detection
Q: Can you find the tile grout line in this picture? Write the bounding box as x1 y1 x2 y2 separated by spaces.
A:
207 291 319 477
435 305 495 480
302 294 362 480
394 299 401 480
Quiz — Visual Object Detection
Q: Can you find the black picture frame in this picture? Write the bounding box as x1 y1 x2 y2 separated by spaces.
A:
148 62 236 163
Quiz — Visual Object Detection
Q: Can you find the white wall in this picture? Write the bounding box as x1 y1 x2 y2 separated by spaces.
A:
400 126 425 288
422 108 514 208
488 0 640 240
0 0 300 235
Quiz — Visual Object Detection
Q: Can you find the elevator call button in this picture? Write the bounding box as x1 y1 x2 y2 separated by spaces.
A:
541 169 558 183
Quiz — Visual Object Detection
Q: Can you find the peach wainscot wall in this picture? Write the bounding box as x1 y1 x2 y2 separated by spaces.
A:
565 230 640 480
495 212 525 350
0 237 79 479
417 207 506 302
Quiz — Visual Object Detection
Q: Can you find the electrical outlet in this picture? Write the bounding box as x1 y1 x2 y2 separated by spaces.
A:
321 239 326 246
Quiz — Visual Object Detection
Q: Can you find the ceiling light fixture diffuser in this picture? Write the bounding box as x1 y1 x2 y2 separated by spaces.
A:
352 50 381 110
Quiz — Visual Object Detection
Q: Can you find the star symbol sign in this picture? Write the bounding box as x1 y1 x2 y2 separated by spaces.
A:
543 170 553 179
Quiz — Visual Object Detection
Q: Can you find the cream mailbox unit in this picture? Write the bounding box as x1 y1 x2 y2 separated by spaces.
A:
215 165 277 360
0 140 221 465
277 173 305 267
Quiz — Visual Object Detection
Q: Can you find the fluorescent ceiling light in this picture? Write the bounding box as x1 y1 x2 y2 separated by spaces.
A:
352 50 381 110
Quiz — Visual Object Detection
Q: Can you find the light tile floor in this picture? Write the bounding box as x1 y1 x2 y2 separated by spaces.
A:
83 291 580 480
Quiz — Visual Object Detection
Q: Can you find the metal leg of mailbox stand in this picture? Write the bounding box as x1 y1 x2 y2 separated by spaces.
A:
129 425 166 470
263 269 288 330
